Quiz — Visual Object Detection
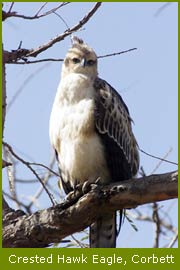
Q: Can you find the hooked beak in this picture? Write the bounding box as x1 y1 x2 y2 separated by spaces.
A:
80 58 86 67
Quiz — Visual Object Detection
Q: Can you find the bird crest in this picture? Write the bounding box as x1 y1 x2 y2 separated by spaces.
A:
71 35 84 46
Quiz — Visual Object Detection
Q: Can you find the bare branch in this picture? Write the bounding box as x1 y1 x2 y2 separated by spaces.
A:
2 160 12 168
3 48 30 63
8 2 15 13
26 155 58 210
154 3 172 17
98 48 137 59
11 48 137 65
9 58 64 64
29 162 59 177
34 3 49 16
7 63 50 111
3 142 56 206
151 147 173 174
168 232 178 248
152 202 161 248
3 3 102 64
26 2 102 58
3 170 177 247
2 45 7 136
8 47 137 65
2 196 12 216
14 178 38 184
2 3 70 21
34 3 70 18
139 148 178 166
3 191 32 214
130 210 177 234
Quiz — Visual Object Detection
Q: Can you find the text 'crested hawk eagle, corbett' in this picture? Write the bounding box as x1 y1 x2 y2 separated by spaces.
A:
49 36 139 248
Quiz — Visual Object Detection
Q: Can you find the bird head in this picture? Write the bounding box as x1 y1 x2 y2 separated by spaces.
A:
61 36 98 79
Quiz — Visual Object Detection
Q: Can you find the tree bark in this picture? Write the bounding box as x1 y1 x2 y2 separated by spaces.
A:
2 170 178 248
2 45 7 138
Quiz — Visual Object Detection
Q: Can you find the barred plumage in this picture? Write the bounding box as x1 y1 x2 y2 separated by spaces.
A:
94 77 139 179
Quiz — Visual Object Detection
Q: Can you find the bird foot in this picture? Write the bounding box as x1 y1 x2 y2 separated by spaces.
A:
63 178 102 207
82 177 101 194
65 184 83 203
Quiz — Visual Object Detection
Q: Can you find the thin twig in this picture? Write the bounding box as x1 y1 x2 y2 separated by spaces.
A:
34 3 48 16
3 142 56 206
9 58 64 64
4 149 20 208
154 3 172 17
34 3 70 18
71 235 87 248
7 63 50 111
150 147 174 248
130 211 177 234
9 48 136 65
8 2 15 13
139 167 161 248
27 155 58 210
167 232 178 248
15 178 38 184
4 3 102 61
29 162 59 177
26 2 102 58
53 11 70 29
5 3 70 20
98 48 137 59
139 148 178 166
46 181 63 198
152 202 161 248
3 191 32 214
151 147 173 174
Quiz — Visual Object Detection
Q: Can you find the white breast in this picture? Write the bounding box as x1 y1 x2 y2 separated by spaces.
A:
49 73 110 186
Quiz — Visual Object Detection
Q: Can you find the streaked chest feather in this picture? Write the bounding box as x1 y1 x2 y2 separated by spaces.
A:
50 74 95 143
49 74 110 183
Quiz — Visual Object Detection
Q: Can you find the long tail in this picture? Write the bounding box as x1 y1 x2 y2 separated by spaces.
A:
90 212 116 248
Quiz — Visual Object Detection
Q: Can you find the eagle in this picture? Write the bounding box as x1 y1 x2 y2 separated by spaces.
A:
49 36 139 248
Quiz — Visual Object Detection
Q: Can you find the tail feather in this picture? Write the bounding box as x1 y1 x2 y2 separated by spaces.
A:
90 212 116 248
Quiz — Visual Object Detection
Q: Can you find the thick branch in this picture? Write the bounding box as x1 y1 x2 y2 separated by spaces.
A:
2 45 7 136
3 171 177 248
3 48 30 63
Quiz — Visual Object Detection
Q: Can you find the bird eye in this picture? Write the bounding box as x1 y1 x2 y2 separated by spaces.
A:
72 58 80 64
87 60 96 66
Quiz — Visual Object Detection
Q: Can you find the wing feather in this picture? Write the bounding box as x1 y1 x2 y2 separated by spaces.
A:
94 78 139 181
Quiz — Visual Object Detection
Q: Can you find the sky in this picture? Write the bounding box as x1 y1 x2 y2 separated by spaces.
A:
2 2 178 248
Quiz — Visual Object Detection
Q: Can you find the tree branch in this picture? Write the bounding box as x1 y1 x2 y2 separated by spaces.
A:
3 2 102 63
2 45 7 137
2 3 70 21
3 142 56 206
3 170 178 248
27 2 102 57
97 48 137 59
8 48 137 65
